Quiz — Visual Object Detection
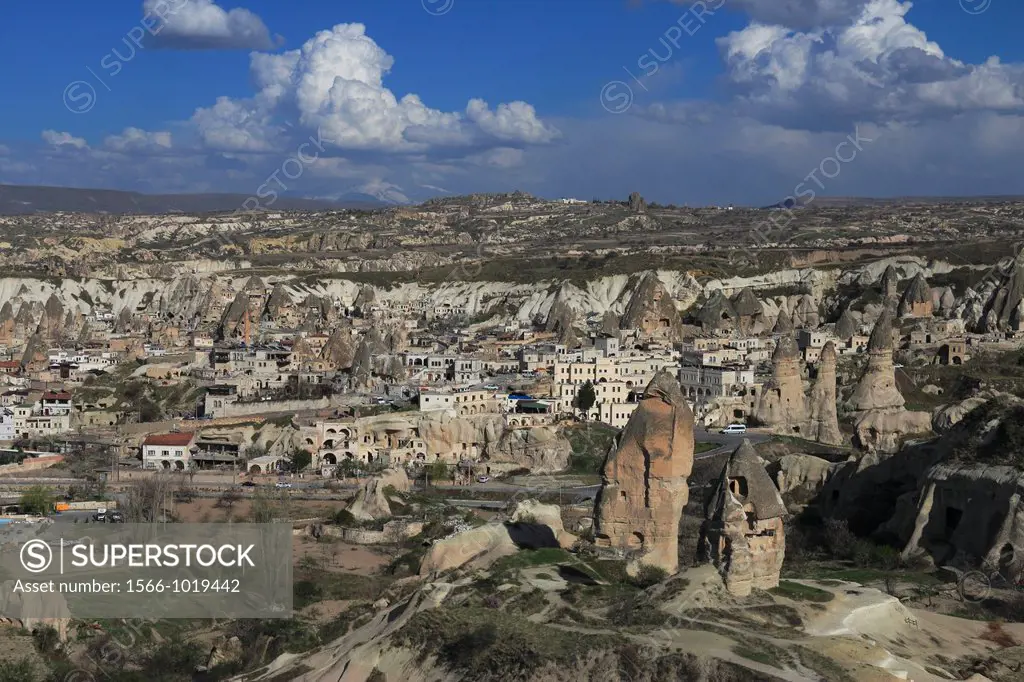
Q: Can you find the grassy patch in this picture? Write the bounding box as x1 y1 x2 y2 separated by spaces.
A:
732 643 784 668
607 591 669 628
794 646 857 682
694 441 718 455
563 423 618 475
489 547 572 574
293 571 392 609
815 567 940 586
504 589 549 616
770 580 834 603
397 606 622 681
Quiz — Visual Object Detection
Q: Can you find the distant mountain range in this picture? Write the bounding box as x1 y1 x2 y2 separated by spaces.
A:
763 195 1024 209
3 183 1021 216
0 184 387 215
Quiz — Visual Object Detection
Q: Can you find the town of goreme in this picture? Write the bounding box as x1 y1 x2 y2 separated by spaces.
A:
1 1 1024 681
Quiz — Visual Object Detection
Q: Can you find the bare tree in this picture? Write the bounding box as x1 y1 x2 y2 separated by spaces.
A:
121 475 181 523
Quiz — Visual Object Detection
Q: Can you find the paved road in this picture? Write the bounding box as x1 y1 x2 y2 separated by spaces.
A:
693 428 771 458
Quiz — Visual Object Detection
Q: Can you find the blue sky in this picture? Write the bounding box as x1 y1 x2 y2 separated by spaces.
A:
3 0 1024 205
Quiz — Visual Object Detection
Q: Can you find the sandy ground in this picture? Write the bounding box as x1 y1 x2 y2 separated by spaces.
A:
300 599 356 622
172 497 341 523
292 535 391 574
0 626 42 666
788 579 1024 681
171 497 392 573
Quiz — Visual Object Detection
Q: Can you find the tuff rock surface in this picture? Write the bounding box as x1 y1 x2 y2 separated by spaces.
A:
700 440 787 597
595 370 694 576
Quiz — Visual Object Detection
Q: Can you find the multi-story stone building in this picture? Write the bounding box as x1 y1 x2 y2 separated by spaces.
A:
142 432 197 470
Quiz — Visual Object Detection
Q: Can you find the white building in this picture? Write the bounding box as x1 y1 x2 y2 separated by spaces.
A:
0 408 14 442
678 365 756 402
142 433 197 470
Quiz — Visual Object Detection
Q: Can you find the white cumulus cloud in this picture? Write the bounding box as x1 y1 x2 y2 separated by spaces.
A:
143 0 275 50
41 130 88 149
190 23 559 153
104 127 173 152
716 0 1024 129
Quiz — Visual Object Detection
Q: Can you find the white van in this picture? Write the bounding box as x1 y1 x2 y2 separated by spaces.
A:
720 423 747 435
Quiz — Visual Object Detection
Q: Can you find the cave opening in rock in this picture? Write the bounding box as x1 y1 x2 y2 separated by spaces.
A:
729 476 748 497
944 507 963 537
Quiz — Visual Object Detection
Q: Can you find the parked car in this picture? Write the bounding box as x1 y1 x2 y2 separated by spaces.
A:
720 423 747 435
476 475 491 483
109 510 124 523
241 481 256 487
483 384 499 390
275 482 293 489
92 509 107 523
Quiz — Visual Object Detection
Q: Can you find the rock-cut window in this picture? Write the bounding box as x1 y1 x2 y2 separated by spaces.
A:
728 476 748 497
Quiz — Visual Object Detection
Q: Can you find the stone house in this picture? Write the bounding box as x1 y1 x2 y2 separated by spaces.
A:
700 440 787 597
937 339 969 366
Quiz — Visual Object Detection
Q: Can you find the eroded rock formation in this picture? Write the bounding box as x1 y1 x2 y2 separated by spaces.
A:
698 289 737 332
898 273 933 318
347 467 412 521
700 440 786 597
754 335 809 434
847 309 931 452
627 191 646 213
806 341 843 445
731 287 764 334
978 250 1024 333
619 272 683 341
835 307 858 338
595 371 694 575
881 264 900 299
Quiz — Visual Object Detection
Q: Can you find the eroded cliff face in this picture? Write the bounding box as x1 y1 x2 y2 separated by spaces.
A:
0 255 987 341
595 371 694 576
824 400 1024 578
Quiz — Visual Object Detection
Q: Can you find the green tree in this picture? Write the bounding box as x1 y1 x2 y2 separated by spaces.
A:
20 485 52 515
291 449 312 472
572 380 597 419
427 459 449 486
138 397 162 422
